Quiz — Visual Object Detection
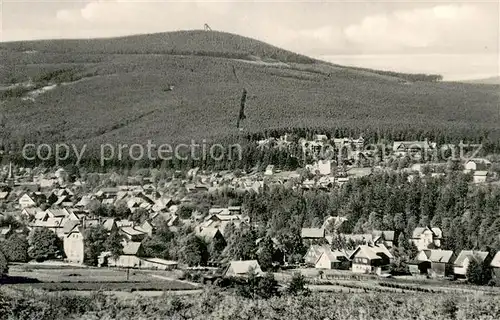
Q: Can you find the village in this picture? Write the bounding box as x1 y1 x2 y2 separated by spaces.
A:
1 134 500 293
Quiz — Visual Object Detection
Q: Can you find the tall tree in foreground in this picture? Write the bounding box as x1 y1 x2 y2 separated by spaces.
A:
0 235 29 262
466 256 492 286
28 227 62 262
84 225 108 266
104 229 123 260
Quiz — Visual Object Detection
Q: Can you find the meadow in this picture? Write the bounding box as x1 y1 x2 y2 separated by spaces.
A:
1 286 499 320
2 264 197 292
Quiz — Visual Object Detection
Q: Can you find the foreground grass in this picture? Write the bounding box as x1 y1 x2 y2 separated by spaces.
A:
0 287 499 320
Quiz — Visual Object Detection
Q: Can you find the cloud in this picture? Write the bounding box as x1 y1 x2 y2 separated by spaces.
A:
44 2 498 55
343 4 495 52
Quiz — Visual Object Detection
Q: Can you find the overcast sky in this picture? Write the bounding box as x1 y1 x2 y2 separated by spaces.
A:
0 0 498 78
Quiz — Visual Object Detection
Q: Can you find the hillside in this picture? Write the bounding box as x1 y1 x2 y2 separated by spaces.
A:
462 76 500 85
0 30 499 153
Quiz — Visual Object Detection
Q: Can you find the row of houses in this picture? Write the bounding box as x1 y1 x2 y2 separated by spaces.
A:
301 225 443 251
305 243 500 280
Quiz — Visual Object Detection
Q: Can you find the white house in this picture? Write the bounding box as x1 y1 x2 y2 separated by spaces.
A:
411 227 442 251
464 158 491 171
453 250 490 278
473 171 488 184
19 194 36 208
224 260 263 277
315 249 350 270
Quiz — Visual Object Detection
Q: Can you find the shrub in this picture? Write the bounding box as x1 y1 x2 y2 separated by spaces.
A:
0 251 8 278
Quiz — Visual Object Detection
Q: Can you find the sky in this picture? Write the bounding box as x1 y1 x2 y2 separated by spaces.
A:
0 0 499 80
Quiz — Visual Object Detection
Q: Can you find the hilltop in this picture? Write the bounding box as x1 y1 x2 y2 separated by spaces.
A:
0 30 498 151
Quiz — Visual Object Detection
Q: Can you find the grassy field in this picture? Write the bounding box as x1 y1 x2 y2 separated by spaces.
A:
1 286 499 320
2 265 197 292
0 30 498 154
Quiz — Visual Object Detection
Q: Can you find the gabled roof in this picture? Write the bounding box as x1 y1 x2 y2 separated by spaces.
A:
341 233 373 243
372 230 395 242
454 250 489 267
227 260 263 275
301 228 325 238
120 226 147 236
490 252 500 268
197 227 222 241
102 218 117 231
349 244 393 261
63 220 81 234
393 141 431 151
418 249 454 263
122 241 142 255
46 208 69 218
316 248 348 264
412 227 442 239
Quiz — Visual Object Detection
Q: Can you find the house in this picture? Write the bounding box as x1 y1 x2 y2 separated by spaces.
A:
105 242 144 268
0 191 9 202
196 227 225 245
464 158 491 171
411 227 442 250
21 207 44 220
140 220 155 237
454 250 491 278
349 244 393 275
264 165 275 176
322 216 348 232
140 258 178 270
490 251 500 279
315 249 350 270
63 224 85 264
0 225 13 239
102 218 118 233
338 233 373 245
224 260 264 277
301 228 325 240
472 171 489 184
411 249 455 278
18 193 37 208
303 245 330 266
119 227 147 242
393 140 434 157
372 230 395 248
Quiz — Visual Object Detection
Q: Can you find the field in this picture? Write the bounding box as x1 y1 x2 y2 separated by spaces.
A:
1 286 500 320
2 264 198 292
0 30 498 155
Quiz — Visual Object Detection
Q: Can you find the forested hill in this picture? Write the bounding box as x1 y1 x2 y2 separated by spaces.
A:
0 30 498 155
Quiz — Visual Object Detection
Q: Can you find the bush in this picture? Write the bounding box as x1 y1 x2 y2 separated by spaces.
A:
0 251 7 278
0 235 29 262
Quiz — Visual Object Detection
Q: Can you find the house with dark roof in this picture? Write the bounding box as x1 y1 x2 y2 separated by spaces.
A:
349 244 393 275
119 226 147 242
103 242 144 268
410 249 455 278
454 250 491 278
372 230 396 248
196 227 225 245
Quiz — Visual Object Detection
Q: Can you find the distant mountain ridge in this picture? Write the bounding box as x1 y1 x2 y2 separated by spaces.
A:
0 30 498 151
461 76 500 85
